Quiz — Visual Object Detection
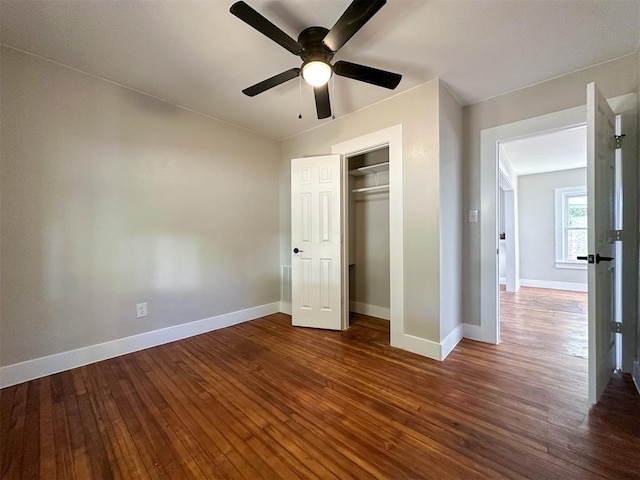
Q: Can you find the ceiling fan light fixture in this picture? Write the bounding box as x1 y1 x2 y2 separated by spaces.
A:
302 60 332 87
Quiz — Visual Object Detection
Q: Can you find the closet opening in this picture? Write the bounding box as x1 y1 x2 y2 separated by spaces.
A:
346 146 391 334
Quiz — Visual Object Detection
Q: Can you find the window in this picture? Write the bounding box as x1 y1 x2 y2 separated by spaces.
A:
555 186 587 268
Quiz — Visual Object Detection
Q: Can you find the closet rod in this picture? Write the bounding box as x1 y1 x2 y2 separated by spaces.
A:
352 185 389 193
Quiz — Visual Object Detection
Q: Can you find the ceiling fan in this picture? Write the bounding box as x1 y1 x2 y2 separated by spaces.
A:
230 0 402 119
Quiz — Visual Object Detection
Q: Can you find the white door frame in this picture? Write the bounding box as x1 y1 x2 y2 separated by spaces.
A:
332 124 404 348
498 166 519 293
479 94 637 345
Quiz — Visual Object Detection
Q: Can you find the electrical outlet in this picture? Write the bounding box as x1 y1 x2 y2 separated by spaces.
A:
136 302 148 318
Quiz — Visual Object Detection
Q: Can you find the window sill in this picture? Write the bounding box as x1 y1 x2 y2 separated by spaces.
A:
555 261 587 270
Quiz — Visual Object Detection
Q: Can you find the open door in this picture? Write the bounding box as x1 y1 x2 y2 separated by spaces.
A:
586 82 617 404
291 155 343 330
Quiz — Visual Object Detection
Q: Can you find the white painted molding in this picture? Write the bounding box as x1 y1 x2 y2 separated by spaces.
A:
349 301 390 321
633 361 640 396
279 301 292 315
402 324 463 361
519 279 587 292
0 302 280 388
403 334 441 360
440 324 464 360
499 277 506 285
332 124 404 349
463 323 498 344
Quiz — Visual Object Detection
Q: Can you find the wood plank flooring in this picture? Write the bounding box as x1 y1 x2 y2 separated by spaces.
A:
2 287 639 479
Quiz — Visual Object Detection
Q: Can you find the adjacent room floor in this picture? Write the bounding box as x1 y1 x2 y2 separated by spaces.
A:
1 288 639 479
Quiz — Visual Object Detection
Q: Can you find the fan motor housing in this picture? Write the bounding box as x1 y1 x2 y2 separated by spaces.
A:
298 26 334 63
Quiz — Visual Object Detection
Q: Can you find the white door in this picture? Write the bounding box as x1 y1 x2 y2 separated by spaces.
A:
586 82 617 404
291 155 342 330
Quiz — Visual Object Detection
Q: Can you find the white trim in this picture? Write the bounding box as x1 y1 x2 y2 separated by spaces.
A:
440 324 464 360
463 323 498 343
633 361 640 396
402 324 463 361
519 279 587 292
554 185 587 265
499 277 506 285
279 301 292 315
332 124 404 348
349 301 390 321
0 302 280 388
403 334 441 360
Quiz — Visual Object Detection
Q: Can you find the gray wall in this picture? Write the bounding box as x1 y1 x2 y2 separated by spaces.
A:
463 53 638 328
0 47 281 366
636 47 640 377
518 168 587 285
438 83 464 341
349 150 390 311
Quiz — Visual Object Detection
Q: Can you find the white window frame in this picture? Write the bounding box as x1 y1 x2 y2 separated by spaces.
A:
554 185 587 269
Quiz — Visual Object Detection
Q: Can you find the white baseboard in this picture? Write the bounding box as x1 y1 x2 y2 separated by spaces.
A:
0 302 280 388
279 301 292 315
633 361 640 396
519 279 587 292
463 323 498 344
402 324 463 361
440 324 464 360
349 301 390 320
403 334 441 360
499 277 506 285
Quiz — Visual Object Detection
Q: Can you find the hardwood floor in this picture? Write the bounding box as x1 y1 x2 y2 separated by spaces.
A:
2 288 639 479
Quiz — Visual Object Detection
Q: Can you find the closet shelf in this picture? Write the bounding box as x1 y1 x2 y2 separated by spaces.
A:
348 161 389 177
352 185 389 193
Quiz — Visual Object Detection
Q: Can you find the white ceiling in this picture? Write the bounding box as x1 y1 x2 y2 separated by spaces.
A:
500 125 587 177
2 0 639 140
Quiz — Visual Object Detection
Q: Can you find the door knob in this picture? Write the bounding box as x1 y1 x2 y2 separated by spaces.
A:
293 248 303 254
576 256 588 261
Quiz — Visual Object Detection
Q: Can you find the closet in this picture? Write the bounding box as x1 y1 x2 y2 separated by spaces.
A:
347 147 391 321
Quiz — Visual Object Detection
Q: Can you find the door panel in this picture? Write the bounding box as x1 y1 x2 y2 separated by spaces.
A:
586 82 616 404
291 155 342 330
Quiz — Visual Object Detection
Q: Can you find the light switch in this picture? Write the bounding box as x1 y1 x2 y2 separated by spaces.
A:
468 209 479 223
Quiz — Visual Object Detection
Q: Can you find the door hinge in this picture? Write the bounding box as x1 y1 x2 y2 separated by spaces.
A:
612 230 622 242
613 321 622 334
615 134 625 149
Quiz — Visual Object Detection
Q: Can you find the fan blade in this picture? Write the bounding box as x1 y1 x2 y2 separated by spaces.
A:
322 0 386 53
334 61 401 89
230 1 302 55
314 84 331 119
242 68 300 97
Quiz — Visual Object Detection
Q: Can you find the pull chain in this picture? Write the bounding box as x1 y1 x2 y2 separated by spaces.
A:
298 75 302 119
331 75 336 120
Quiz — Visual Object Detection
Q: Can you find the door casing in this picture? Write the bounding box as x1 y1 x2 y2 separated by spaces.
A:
331 124 404 347
478 93 636 346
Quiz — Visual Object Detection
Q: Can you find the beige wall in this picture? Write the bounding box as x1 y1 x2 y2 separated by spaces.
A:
636 47 640 375
281 79 444 341
0 47 281 366
438 83 464 341
462 53 638 327
518 168 587 285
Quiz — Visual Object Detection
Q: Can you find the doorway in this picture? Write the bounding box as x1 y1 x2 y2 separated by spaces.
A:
331 124 404 348
497 125 589 364
346 147 391 327
480 92 636 403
